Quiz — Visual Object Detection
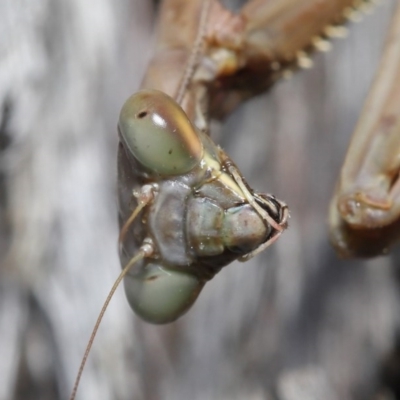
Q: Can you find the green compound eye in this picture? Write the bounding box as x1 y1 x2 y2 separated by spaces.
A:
118 89 204 176
124 263 204 324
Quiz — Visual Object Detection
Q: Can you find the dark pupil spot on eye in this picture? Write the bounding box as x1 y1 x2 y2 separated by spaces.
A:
168 149 172 154
137 110 148 119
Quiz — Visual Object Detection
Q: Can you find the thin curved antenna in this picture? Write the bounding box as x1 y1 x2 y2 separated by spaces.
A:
118 202 146 254
175 0 213 106
69 245 152 400
119 184 156 255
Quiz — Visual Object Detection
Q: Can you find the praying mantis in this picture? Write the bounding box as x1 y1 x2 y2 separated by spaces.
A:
67 3 396 398
117 0 400 322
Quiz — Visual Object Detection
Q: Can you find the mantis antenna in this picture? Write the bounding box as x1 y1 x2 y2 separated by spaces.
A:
118 184 156 254
175 0 213 105
70 185 154 400
118 203 146 252
69 124 157 400
69 242 153 400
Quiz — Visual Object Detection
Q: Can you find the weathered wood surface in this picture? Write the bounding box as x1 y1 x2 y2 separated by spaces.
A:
0 0 399 399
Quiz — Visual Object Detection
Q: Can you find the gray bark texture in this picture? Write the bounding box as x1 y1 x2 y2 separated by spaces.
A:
0 0 399 399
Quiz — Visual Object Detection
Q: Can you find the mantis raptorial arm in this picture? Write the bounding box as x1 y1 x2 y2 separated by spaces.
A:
142 0 373 123
329 0 400 257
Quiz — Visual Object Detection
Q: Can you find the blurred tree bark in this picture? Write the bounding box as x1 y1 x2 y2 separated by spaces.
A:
0 0 399 400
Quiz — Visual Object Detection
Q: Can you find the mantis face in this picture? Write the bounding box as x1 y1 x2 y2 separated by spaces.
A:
118 90 288 324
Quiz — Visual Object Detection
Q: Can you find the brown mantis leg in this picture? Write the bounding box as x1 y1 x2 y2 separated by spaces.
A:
329 0 400 257
141 0 363 122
